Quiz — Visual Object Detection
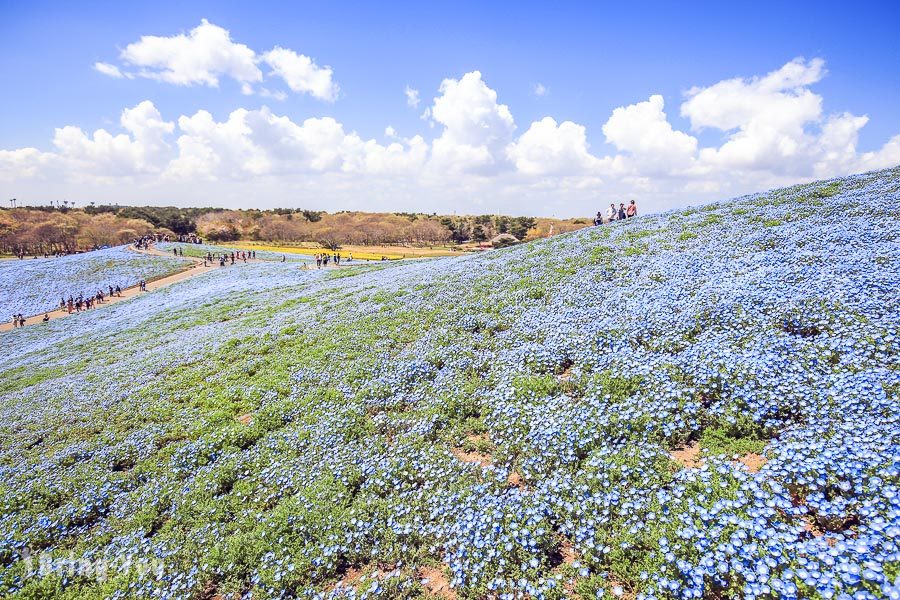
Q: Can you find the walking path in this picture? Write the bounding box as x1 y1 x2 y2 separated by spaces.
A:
2 244 359 333
0 245 245 333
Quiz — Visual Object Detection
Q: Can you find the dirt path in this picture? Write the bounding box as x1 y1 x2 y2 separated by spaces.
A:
0 245 233 333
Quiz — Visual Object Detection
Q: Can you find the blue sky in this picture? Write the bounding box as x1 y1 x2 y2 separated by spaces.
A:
1 1 899 216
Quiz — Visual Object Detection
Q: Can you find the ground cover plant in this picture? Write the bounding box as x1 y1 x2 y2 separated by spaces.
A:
0 168 898 599
0 245 189 317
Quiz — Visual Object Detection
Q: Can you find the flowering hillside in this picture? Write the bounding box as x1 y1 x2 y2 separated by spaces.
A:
0 246 189 317
0 168 898 600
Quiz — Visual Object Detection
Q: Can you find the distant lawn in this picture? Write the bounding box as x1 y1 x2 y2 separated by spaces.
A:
229 241 460 260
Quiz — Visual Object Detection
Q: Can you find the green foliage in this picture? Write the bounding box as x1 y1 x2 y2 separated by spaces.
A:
700 413 771 456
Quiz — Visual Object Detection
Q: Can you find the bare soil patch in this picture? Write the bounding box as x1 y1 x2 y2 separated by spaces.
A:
418 565 456 599
450 447 493 468
670 441 702 468
736 452 767 472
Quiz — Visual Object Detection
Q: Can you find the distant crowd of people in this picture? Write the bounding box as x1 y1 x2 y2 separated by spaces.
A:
313 252 353 268
134 233 203 250
60 285 129 314
200 250 257 267
10 283 134 328
594 200 638 225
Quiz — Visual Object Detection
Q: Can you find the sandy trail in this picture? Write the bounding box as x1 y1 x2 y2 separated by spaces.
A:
0 245 258 333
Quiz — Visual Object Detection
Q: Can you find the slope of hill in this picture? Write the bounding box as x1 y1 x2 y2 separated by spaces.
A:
0 246 189 317
0 168 898 599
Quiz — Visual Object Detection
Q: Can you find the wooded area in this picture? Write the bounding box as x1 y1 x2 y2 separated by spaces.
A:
0 204 589 255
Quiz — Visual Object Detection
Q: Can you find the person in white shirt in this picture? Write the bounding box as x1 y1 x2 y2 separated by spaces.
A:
606 203 617 222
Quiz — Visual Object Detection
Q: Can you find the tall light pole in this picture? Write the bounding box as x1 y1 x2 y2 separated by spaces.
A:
8 198 16 208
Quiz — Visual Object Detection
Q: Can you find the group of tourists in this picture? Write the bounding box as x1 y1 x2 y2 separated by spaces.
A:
172 233 202 244
202 250 257 267
10 314 31 327
8 278 148 328
134 233 204 250
60 285 126 314
313 253 353 268
594 200 638 225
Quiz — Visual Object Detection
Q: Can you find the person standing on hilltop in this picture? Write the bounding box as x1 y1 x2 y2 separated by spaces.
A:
618 203 627 220
626 200 637 218
593 211 603 226
607 203 617 222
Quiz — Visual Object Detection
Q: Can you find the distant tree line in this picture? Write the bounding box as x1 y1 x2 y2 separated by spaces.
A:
0 203 586 255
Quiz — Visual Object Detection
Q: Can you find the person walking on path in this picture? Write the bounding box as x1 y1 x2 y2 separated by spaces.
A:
626 200 637 218
42 313 50 323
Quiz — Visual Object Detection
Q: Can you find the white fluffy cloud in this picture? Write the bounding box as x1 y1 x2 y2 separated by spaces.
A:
685 58 827 173
0 148 55 181
508 117 604 176
98 20 336 101
261 47 337 101
429 71 516 174
5 60 900 214
120 19 261 87
51 101 174 179
603 94 698 173
167 106 426 180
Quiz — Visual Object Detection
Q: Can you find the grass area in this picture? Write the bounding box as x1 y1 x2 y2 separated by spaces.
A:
232 241 460 260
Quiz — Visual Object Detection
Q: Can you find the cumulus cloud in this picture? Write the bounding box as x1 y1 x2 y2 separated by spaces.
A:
261 47 338 101
96 20 335 101
603 94 699 173
679 57 900 181
5 60 900 214
508 117 604 176
119 19 261 87
52 101 174 179
429 71 516 174
0 148 56 181
166 106 426 180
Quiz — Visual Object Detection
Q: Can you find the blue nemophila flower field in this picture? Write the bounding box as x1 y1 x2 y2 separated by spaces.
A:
0 168 898 600
0 245 188 317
